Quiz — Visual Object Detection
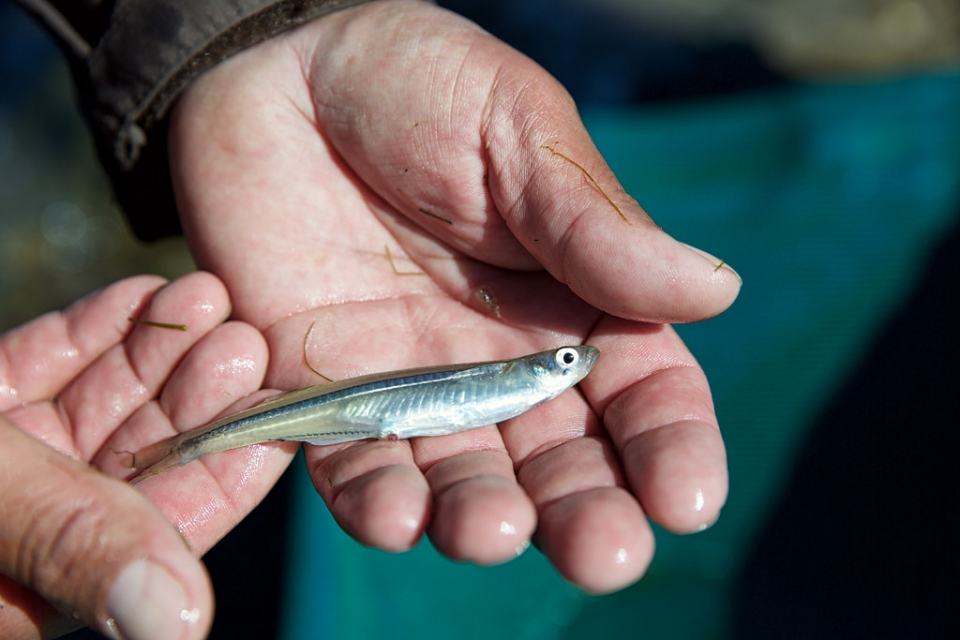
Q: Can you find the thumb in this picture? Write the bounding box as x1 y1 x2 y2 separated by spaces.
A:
481 57 742 324
299 2 741 323
0 417 213 640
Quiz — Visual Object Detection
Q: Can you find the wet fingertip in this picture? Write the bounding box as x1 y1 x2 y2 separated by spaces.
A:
663 489 724 535
514 538 532 557
329 464 430 552
693 509 721 533
657 484 724 534
538 487 653 594
430 475 536 565
128 272 231 340
184 272 232 321
687 488 724 533
623 422 728 533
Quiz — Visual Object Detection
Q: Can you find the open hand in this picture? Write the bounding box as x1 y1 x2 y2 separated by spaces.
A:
0 273 285 639
169 0 740 594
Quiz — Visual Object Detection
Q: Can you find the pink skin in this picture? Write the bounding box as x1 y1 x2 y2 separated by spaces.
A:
1 273 281 639
0 1 738 638
171 0 736 593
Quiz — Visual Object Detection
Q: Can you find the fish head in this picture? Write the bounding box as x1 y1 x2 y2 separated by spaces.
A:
528 345 600 397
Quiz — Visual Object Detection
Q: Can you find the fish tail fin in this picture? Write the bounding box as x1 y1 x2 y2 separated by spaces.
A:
127 433 188 484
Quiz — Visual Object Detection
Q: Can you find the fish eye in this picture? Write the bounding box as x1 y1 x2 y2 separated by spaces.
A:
555 348 579 367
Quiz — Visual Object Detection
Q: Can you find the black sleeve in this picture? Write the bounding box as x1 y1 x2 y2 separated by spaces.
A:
16 0 376 240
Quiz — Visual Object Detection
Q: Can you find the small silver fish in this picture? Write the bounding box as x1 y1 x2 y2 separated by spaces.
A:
130 345 599 480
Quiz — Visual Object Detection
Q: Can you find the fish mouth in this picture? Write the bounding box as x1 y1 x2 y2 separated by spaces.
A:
561 345 601 388
574 345 600 380
580 345 600 369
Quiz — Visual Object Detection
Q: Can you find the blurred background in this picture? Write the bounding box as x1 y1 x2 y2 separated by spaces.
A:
2 0 958 638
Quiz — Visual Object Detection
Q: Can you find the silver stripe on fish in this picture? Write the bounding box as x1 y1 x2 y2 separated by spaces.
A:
130 345 599 480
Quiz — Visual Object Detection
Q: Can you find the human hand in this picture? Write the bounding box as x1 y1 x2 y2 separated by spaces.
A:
169 0 740 593
0 273 288 639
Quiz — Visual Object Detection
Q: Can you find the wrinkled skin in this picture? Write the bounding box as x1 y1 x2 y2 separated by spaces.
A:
1 273 273 639
173 0 739 590
0 1 739 638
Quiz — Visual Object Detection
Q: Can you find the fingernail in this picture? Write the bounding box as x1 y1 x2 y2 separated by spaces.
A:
106 559 200 640
680 242 742 284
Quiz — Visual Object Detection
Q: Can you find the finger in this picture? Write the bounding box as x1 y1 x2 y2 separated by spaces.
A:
536 485 654 595
0 275 167 411
304 439 431 552
0 416 212 640
501 381 654 593
93 319 271 475
304 433 539 563
55 271 232 459
583 317 729 532
96 321 293 556
483 61 741 324
415 430 537 565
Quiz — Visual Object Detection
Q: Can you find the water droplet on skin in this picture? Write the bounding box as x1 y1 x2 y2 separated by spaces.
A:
213 356 258 377
401 515 420 533
181 608 201 624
